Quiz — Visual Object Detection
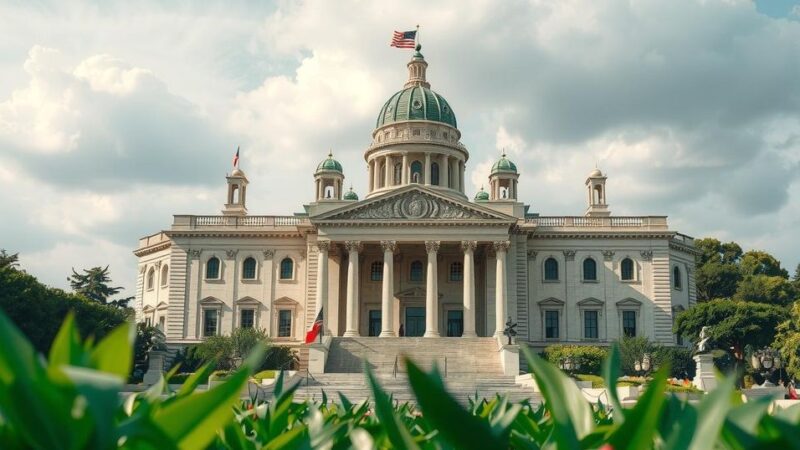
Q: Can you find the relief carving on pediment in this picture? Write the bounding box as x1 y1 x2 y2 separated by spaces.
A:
336 191 486 220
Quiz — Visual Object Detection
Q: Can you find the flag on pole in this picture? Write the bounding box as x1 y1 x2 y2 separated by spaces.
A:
390 30 417 49
232 146 240 167
305 308 323 344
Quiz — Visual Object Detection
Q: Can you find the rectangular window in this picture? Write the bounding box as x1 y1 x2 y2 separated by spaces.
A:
278 310 292 337
240 309 255 329
545 310 559 339
623 310 637 337
584 310 598 339
449 262 463 282
368 310 381 337
158 316 165 331
203 309 218 337
446 310 463 337
371 262 383 281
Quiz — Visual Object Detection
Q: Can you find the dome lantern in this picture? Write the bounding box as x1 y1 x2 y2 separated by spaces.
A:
314 151 345 201
474 186 489 202
343 186 359 201
488 151 520 201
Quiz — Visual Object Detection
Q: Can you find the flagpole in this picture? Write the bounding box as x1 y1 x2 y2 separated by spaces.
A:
416 24 420 50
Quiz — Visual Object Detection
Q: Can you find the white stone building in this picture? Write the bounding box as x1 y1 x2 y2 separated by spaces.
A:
134 48 697 368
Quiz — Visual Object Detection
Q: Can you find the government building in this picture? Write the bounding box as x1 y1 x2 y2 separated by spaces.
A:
134 47 697 374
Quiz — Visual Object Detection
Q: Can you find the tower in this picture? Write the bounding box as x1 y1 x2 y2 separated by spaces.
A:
488 152 519 201
222 168 248 216
314 152 345 201
585 167 610 217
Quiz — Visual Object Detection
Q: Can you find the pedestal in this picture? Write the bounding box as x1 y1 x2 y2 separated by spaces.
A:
498 339 519 376
693 353 717 391
308 336 331 374
143 350 166 385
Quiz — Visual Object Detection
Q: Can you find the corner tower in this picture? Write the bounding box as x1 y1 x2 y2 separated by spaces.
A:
365 45 468 199
585 167 610 217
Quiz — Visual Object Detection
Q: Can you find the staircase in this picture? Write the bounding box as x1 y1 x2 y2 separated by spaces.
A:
325 337 504 376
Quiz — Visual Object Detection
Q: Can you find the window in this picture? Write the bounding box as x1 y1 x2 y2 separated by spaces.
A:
206 257 221 279
583 258 597 281
431 162 440 185
368 310 381 337
584 311 599 339
622 310 637 337
160 264 169 287
394 163 402 185
449 261 463 281
146 268 155 290
673 266 682 290
446 310 463 337
240 309 255 328
158 316 165 331
410 161 422 183
278 310 292 337
242 257 257 280
413 129 421 136
544 257 559 281
621 258 634 281
371 261 383 281
203 309 219 337
545 310 559 339
280 258 294 280
410 260 424 282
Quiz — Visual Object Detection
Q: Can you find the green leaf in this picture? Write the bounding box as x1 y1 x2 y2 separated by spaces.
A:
521 346 592 449
154 369 249 450
602 343 625 423
89 321 133 378
48 312 82 368
664 374 735 450
365 364 420 450
606 366 669 450
176 362 215 398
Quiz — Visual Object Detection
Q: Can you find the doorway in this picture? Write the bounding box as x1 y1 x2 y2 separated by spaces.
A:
368 310 381 337
446 310 463 337
405 307 425 337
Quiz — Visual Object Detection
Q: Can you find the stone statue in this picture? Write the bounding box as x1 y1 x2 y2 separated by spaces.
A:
696 326 712 354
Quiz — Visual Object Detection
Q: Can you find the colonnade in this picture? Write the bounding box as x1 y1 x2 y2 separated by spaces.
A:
367 153 465 193
313 239 510 338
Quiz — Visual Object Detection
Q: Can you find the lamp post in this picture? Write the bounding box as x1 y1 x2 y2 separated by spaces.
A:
751 348 783 385
634 353 652 377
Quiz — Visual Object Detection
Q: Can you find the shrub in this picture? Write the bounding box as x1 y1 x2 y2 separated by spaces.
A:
542 344 608 375
262 345 299 370
171 345 205 373
618 336 658 375
131 323 166 382
653 346 696 379
195 335 236 370
252 370 276 382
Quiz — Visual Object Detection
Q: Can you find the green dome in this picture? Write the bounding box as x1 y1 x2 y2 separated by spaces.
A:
491 153 517 175
376 86 457 129
474 187 489 202
343 187 358 201
316 152 343 173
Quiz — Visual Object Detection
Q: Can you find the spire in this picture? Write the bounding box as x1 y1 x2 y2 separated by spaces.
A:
404 42 430 89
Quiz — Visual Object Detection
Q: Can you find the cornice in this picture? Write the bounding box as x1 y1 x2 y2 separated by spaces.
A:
133 241 172 257
166 230 304 239
669 240 702 256
530 231 676 240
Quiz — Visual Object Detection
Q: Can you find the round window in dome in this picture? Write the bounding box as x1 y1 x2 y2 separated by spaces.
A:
412 99 422 110
443 105 449 114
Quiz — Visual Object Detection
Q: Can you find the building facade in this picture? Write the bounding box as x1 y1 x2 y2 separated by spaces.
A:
134 48 697 353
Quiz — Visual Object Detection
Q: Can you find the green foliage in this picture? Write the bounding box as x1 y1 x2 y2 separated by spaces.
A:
132 323 166 381
618 336 656 375
195 335 236 370
696 261 741 301
171 345 205 373
188 328 291 372
262 345 299 370
733 274 796 305
775 301 800 380
653 346 696 379
0 249 19 269
739 250 790 278
252 370 276 382
0 266 129 355
542 344 608 375
67 265 133 308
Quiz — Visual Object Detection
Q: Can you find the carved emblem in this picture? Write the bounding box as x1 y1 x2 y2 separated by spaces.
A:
640 250 653 261
189 249 202 258
155 260 162 268
262 249 275 260
225 249 238 259
493 240 511 253
425 240 441 254
563 250 576 261
461 240 477 253
381 240 397 253
331 190 492 220
602 250 615 261
527 250 538 260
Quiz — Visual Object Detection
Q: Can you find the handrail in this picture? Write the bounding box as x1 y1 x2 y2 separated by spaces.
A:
392 354 399 379
444 356 448 378
304 368 317 387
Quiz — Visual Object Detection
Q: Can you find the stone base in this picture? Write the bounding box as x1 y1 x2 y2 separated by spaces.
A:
693 353 717 391
498 339 519 376
143 351 166 386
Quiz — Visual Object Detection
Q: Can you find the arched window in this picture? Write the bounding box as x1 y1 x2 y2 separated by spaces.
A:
621 258 634 281
410 260 424 282
242 257 257 280
378 163 386 188
371 261 383 281
431 162 440 185
583 258 597 281
146 268 155 289
279 258 294 280
673 266 682 290
324 185 334 198
544 257 559 281
394 163 402 185
447 165 453 188
410 161 422 183
449 261 463 281
160 264 169 287
206 257 221 279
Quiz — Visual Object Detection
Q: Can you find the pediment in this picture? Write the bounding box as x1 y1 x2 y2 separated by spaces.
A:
312 185 515 223
274 296 299 306
236 296 261 306
538 297 565 307
577 297 604 307
616 298 643 308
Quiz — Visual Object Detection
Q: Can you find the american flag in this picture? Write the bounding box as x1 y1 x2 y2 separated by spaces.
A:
305 307 324 344
232 146 239 167
390 30 417 49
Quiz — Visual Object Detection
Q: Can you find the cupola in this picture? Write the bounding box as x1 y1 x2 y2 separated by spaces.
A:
314 152 345 201
488 151 519 201
585 167 610 217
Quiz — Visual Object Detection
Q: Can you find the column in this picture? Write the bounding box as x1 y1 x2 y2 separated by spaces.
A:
461 241 477 337
424 153 431 185
424 240 440 337
494 240 510 338
402 154 409 184
315 241 330 336
343 241 362 337
451 159 459 192
316 179 322 200
379 240 397 337
441 154 449 188
385 155 393 187
368 160 374 192
459 161 465 193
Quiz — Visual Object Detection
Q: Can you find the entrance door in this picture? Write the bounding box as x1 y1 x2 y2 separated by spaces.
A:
405 307 425 337
447 310 463 337
368 310 381 337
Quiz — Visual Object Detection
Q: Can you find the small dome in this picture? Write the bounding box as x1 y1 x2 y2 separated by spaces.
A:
474 186 489 202
316 152 343 173
491 152 517 175
343 187 358 201
231 168 246 177
588 168 603 178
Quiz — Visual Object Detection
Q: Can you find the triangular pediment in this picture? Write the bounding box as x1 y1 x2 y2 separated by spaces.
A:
312 185 515 223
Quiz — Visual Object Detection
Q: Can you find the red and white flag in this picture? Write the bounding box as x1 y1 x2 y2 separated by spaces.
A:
390 30 417 49
305 308 323 344
232 146 240 167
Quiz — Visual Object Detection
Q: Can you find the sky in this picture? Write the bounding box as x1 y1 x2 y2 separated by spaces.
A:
1 0 799 296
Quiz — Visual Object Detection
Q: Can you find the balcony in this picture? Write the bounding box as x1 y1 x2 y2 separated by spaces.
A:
523 216 669 231
171 215 310 230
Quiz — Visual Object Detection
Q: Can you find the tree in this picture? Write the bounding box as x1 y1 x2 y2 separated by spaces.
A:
775 301 800 381
739 250 789 279
733 275 796 305
0 249 19 269
68 266 133 308
696 261 741 301
674 300 786 385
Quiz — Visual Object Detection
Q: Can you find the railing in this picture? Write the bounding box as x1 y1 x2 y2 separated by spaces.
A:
393 355 399 379
173 215 309 229
444 356 448 379
524 216 667 229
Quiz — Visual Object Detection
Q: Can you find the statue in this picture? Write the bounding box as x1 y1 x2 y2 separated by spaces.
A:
696 326 712 354
503 316 518 346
